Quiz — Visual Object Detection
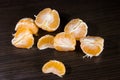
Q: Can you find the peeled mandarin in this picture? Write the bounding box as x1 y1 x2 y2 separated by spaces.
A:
54 32 76 51
42 60 66 77
35 8 60 32
64 18 88 40
80 36 104 58
11 27 34 49
37 35 54 50
15 18 38 35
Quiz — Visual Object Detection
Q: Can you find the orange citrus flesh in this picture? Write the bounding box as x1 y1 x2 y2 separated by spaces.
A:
15 18 38 35
42 60 66 77
80 36 104 58
35 8 60 32
54 32 76 51
13 27 31 37
11 27 34 49
37 35 54 50
64 18 88 40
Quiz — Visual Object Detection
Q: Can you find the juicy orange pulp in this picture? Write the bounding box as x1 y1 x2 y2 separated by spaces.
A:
12 27 34 49
54 32 76 51
35 8 60 32
80 36 104 58
64 18 88 40
37 35 54 50
42 60 66 77
15 18 38 35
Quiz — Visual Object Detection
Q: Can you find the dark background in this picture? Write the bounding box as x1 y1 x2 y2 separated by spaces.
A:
0 0 120 80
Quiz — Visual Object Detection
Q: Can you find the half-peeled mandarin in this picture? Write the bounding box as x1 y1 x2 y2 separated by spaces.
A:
35 8 60 32
42 60 66 77
64 18 88 40
15 18 38 35
11 27 34 49
54 32 76 51
37 35 54 50
80 36 104 58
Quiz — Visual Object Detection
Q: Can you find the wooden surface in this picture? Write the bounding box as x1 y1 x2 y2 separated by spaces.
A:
0 0 120 80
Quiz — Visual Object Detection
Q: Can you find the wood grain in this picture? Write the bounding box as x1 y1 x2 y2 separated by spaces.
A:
0 0 120 80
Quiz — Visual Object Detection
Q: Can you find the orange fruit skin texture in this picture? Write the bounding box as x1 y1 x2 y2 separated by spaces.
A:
35 8 60 32
37 35 54 50
80 36 104 57
54 32 76 51
42 60 66 77
64 18 88 40
11 27 34 49
15 18 38 35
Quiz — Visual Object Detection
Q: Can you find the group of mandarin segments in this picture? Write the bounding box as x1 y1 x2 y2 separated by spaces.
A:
11 8 104 77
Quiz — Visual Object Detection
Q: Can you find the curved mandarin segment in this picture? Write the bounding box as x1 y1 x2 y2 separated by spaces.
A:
42 60 66 77
64 18 88 40
35 8 60 32
13 27 32 37
37 35 54 50
80 36 104 58
12 27 34 49
15 18 38 35
54 32 76 51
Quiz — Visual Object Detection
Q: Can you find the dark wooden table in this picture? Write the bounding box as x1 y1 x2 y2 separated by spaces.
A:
0 0 120 80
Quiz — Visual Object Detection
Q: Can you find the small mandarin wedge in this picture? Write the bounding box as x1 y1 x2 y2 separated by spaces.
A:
37 35 54 50
54 32 76 51
35 8 60 32
80 36 104 58
11 27 34 49
42 60 66 77
15 18 38 35
64 18 88 40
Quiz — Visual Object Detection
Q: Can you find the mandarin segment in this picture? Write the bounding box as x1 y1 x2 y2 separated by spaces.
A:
13 27 32 37
54 32 76 51
35 8 60 32
42 60 66 77
11 27 34 49
15 18 38 35
37 35 54 50
64 18 88 40
80 36 104 58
